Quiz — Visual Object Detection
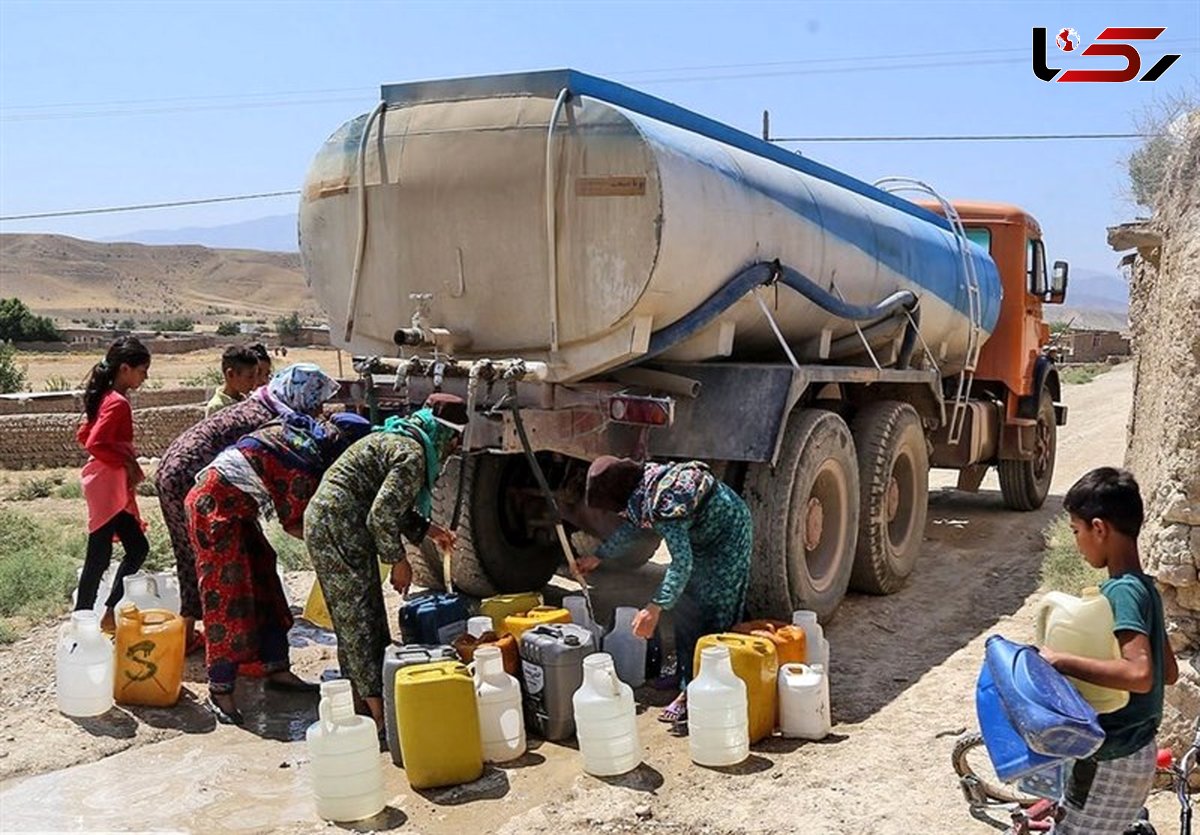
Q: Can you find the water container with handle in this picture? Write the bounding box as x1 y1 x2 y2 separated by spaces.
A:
454 630 519 677
306 679 385 822
474 646 526 763
150 572 182 614
505 606 572 643
56 611 114 717
984 635 1104 760
395 661 483 788
777 663 831 740
113 604 184 707
398 591 468 645
791 610 829 671
687 645 749 767
694 633 778 743
733 619 808 666
117 573 163 613
468 616 494 638
976 656 1062 781
520 623 595 740
603 607 647 689
1034 588 1129 714
480 592 543 633
573 653 640 776
563 594 606 649
381 643 456 766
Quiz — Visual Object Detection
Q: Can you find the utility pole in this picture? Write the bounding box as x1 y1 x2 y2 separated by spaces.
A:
762 109 770 142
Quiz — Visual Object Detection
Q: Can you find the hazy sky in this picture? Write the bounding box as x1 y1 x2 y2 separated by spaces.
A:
1 0 1196 274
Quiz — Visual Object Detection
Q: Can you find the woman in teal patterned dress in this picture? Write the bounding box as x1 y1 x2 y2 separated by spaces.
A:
577 456 752 723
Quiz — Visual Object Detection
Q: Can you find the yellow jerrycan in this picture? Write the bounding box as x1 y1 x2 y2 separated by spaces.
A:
1035 587 1130 714
480 592 544 633
694 633 779 743
502 606 571 643
395 661 483 789
303 560 390 630
113 605 184 707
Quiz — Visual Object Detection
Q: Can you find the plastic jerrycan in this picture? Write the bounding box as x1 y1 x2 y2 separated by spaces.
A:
56 611 115 717
382 643 457 766
113 605 184 707
306 679 386 822
573 653 641 776
791 610 829 670
304 561 390 629
975 658 1062 781
694 633 778 743
480 592 543 633
504 606 572 643
150 572 182 614
687 645 749 767
983 635 1104 760
778 663 831 740
398 591 468 645
564 594 607 649
454 630 519 677
117 573 163 613
395 661 483 789
520 623 595 741
1035 588 1130 714
733 619 808 666
474 646 527 763
603 607 647 688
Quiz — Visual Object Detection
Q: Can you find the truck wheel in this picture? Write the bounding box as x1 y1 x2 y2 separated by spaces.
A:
999 389 1056 511
849 401 929 595
744 409 859 621
411 455 562 597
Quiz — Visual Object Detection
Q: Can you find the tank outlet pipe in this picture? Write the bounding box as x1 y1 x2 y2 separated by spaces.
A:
343 100 388 343
506 378 596 624
393 326 473 352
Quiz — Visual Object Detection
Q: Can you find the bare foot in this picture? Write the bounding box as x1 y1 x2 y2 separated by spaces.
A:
364 696 385 731
99 608 116 633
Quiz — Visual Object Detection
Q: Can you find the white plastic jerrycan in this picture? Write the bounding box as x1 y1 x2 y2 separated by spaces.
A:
792 610 830 671
468 615 494 638
473 645 526 763
150 572 182 614
1035 587 1130 714
563 594 606 649
687 645 749 767
778 663 832 740
603 606 647 689
306 679 386 822
56 611 115 717
117 573 163 613
572 653 640 776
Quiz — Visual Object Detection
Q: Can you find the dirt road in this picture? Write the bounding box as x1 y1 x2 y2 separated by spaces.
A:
4 362 1181 834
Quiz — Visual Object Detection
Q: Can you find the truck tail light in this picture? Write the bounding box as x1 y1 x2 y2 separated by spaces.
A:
608 394 674 427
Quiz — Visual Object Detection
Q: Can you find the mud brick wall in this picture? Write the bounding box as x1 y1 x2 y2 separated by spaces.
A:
0 387 209 416
0 404 204 469
1118 113 1200 753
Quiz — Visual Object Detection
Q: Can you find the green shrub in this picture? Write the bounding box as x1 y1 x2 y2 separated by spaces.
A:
216 321 241 336
7 476 59 502
117 318 138 331
1060 364 1111 386
142 520 176 572
0 341 27 394
0 298 62 342
149 317 195 333
275 311 302 341
56 481 83 499
0 619 18 644
44 374 74 392
0 509 80 618
183 367 224 388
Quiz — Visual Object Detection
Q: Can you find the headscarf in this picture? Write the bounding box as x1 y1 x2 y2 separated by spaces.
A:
236 413 330 476
375 409 459 518
323 412 372 464
257 363 340 416
585 456 645 513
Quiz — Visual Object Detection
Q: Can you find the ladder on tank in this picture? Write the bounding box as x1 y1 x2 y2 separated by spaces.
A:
873 177 982 446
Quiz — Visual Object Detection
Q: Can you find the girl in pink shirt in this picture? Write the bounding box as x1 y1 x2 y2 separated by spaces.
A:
75 337 152 631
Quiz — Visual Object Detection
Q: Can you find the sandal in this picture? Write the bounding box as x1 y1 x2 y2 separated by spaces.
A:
205 695 244 726
658 697 687 724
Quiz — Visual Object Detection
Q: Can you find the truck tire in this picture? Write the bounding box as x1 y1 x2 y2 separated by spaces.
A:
411 454 562 597
744 409 860 622
849 401 929 595
999 389 1056 511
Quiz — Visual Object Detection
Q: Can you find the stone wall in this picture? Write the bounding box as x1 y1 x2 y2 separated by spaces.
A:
1112 111 1200 753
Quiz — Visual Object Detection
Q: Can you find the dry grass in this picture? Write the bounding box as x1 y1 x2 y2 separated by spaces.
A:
1040 515 1107 593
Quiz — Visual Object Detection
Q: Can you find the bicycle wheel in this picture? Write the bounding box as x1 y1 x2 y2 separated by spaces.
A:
951 732 1042 807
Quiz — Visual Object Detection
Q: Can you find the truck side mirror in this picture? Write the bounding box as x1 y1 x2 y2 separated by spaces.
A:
1048 260 1069 304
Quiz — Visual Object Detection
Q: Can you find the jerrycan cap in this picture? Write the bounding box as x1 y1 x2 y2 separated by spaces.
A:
564 634 580 646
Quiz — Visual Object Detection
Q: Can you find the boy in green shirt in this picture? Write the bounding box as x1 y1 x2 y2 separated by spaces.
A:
1040 467 1179 835
204 345 259 418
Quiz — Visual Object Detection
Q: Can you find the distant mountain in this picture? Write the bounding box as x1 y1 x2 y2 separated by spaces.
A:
1 233 320 322
102 214 299 253
1044 266 1130 330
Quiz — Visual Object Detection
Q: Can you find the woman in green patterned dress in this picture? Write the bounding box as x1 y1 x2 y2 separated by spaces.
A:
577 456 753 723
304 394 468 727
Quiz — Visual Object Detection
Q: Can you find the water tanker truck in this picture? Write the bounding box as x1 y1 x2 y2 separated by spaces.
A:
299 70 1070 620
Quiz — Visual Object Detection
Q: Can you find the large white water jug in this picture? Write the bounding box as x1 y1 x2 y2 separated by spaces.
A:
778 663 831 740
473 646 526 763
150 572 182 614
687 645 749 767
603 606 647 689
56 611 114 717
572 653 640 776
1035 587 1130 714
306 679 385 822
468 615 494 638
791 610 830 670
118 573 163 613
563 594 606 648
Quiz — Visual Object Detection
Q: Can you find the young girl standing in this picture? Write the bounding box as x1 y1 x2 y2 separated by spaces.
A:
75 336 152 631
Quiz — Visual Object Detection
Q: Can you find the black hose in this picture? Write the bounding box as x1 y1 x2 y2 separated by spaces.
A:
507 380 563 523
771 261 918 323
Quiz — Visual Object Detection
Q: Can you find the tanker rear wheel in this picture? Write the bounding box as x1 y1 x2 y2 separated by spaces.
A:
411 455 562 597
744 409 859 621
999 390 1056 512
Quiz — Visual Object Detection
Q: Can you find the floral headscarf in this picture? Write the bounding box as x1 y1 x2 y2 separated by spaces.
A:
259 363 340 416
375 409 459 519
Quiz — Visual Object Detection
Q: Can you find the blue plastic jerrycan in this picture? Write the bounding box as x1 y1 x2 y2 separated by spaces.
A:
976 660 1062 781
398 592 468 645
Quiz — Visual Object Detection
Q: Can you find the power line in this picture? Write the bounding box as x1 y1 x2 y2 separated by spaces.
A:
770 132 1153 143
0 190 300 221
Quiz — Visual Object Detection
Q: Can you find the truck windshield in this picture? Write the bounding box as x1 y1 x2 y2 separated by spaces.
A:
965 227 991 252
